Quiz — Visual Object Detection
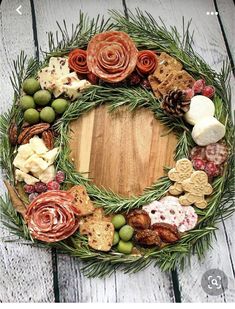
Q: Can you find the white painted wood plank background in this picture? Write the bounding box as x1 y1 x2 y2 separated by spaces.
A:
0 0 234 303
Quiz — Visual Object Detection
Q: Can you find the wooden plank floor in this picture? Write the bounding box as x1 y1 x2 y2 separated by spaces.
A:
0 0 234 303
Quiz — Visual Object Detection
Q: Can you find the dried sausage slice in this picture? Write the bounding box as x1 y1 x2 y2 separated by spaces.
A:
205 143 228 165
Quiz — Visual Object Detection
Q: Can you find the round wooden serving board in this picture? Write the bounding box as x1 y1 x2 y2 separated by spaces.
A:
69 105 177 197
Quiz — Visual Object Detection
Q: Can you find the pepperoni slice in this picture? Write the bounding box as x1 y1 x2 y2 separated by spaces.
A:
190 146 207 160
87 31 138 83
205 143 228 165
136 50 157 75
25 190 79 242
68 49 89 74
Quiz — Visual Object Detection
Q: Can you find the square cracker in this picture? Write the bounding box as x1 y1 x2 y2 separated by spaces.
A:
69 185 95 216
88 221 114 252
153 52 183 82
148 75 162 99
158 70 195 95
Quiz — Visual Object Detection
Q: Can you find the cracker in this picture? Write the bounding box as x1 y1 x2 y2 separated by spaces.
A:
88 221 114 251
148 75 161 99
153 52 183 82
158 70 195 96
69 185 95 216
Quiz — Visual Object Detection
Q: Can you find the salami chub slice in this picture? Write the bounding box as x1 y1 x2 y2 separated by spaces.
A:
205 143 228 165
25 191 79 242
87 31 138 83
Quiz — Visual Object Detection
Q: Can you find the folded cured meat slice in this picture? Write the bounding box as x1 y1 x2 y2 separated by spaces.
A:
87 31 138 83
25 190 79 242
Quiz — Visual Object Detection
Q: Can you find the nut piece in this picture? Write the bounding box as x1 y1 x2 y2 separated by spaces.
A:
152 223 180 243
42 130 54 150
18 123 50 144
134 229 161 246
8 123 18 145
127 209 151 230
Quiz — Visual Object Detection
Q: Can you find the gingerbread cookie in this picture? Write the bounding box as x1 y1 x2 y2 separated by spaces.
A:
179 171 213 209
168 159 194 195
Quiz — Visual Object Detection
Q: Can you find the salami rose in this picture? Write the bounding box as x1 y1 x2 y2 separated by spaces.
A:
136 50 157 75
87 31 138 83
68 49 89 74
25 191 79 243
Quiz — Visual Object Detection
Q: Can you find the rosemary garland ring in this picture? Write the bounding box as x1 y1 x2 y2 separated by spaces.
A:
0 10 234 278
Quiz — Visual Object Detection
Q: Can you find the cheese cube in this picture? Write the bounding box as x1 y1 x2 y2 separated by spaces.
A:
38 67 57 91
24 154 49 175
39 165 56 183
29 136 48 155
48 57 70 76
41 148 59 165
13 154 29 173
15 169 39 185
17 144 34 160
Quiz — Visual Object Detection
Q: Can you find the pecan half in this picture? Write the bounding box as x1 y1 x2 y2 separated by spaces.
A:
18 123 50 144
42 130 54 149
8 123 18 145
127 209 151 230
134 229 161 246
151 223 180 243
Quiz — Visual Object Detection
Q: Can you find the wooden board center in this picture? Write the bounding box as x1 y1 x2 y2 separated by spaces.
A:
69 105 177 197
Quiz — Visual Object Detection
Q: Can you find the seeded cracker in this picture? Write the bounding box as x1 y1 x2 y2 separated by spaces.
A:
69 185 95 216
88 221 114 251
153 52 183 82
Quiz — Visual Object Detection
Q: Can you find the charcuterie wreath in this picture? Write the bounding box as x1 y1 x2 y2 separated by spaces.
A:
0 11 234 278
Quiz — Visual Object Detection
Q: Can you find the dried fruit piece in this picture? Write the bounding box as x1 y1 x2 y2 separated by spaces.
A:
127 209 151 230
47 180 60 190
42 130 54 150
193 79 206 94
35 181 47 193
202 85 215 98
152 223 180 243
9 122 18 145
204 162 220 178
134 229 161 246
192 158 206 171
55 171 65 183
24 184 35 194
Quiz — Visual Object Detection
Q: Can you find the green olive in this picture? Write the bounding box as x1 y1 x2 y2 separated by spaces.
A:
112 231 120 246
119 225 134 241
20 95 35 110
51 98 69 114
24 108 40 124
40 106 56 123
33 90 51 106
23 78 41 95
117 240 133 254
111 214 126 230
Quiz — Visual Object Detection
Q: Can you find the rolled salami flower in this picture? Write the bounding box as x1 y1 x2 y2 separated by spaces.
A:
25 190 80 242
136 50 157 75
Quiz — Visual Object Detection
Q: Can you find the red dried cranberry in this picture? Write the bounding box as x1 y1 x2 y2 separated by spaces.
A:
35 182 47 193
193 79 206 94
24 184 35 194
183 88 194 100
28 192 39 202
47 180 60 191
201 85 215 98
204 162 220 177
192 158 206 171
55 171 65 184
87 72 99 85
128 72 141 86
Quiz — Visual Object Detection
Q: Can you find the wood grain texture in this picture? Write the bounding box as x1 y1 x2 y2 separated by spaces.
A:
0 0 55 302
69 106 177 196
125 0 235 302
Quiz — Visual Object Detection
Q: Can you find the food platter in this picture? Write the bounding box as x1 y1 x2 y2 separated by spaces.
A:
0 10 234 278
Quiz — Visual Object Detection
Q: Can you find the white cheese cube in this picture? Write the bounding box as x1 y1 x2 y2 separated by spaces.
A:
76 79 91 91
17 144 34 160
48 57 70 76
192 116 225 146
38 67 57 91
29 136 48 155
24 154 49 175
13 154 29 173
15 169 39 185
41 148 59 165
184 95 215 125
39 165 56 183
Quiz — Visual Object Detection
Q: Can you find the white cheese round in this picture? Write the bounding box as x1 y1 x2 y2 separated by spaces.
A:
184 95 215 125
192 116 225 146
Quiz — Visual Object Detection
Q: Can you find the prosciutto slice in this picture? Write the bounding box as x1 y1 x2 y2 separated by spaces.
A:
25 190 79 242
87 31 138 83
